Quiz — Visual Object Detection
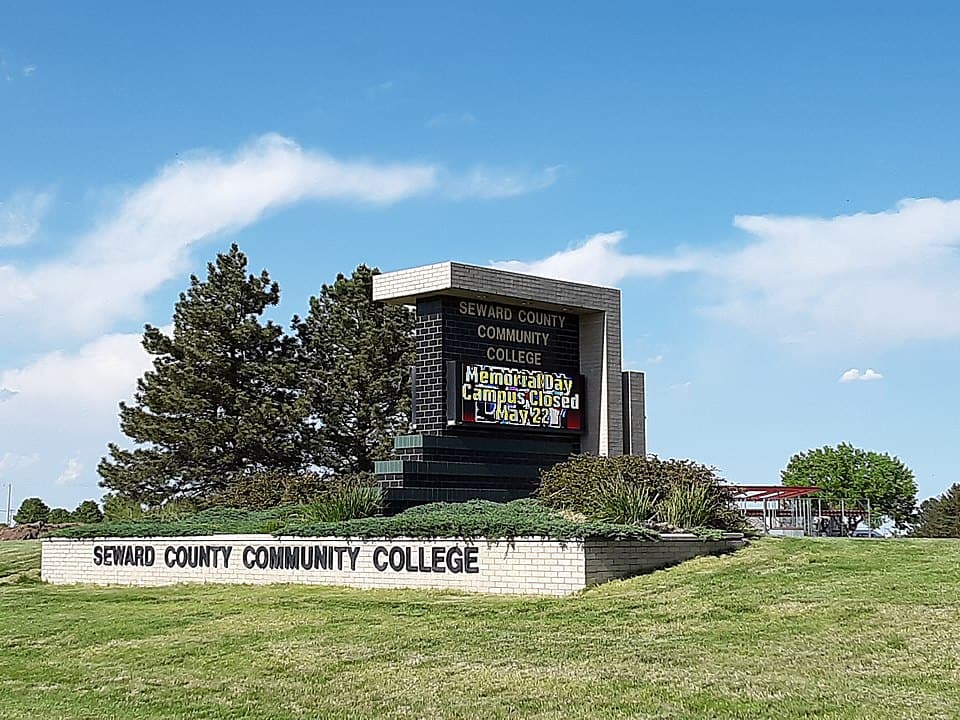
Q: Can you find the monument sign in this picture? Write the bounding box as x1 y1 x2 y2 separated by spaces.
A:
39 262 747 598
372 262 646 510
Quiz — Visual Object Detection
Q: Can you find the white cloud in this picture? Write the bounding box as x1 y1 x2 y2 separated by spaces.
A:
363 81 396 100
0 388 16 402
1 134 559 339
0 332 150 408
445 164 562 200
0 332 151 504
0 190 51 246
0 134 438 336
647 354 664 364
496 198 960 350
839 368 884 383
706 198 960 349
669 381 693 391
55 458 82 486
492 231 698 286
22 65 36 77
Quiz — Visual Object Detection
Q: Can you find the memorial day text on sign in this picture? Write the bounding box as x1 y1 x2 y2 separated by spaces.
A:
458 364 583 431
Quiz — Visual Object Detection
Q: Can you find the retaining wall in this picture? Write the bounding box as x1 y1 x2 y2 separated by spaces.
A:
41 534 745 596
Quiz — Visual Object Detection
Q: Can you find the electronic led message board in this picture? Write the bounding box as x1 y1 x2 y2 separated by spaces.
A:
448 362 584 433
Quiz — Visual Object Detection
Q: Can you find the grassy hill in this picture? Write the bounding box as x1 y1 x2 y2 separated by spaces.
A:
2 537 959 719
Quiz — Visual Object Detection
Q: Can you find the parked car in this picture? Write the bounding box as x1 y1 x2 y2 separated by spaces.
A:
851 528 884 538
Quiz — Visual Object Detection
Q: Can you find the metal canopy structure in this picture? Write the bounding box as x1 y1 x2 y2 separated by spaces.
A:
728 485 822 536
727 485 820 501
727 485 875 537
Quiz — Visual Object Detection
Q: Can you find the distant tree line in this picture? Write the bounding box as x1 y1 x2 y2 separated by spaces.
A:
13 497 103 525
97 244 414 508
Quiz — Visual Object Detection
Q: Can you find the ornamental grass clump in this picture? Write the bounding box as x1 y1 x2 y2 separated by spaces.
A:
659 481 723 530
594 474 659 525
293 483 384 523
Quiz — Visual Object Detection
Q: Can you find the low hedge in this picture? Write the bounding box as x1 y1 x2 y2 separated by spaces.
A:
51 500 658 541
285 500 658 540
52 507 293 539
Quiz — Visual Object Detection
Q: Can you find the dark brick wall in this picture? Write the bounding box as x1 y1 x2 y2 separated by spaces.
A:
381 484 532 512
413 298 445 434
391 433 578 466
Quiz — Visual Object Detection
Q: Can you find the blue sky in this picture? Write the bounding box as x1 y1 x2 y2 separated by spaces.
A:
2 3 960 513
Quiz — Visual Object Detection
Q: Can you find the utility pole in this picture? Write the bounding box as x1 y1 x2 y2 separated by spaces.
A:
4 484 11 526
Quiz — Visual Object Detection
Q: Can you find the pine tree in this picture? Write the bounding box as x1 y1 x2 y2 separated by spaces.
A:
99 244 310 505
296 265 414 474
912 484 960 537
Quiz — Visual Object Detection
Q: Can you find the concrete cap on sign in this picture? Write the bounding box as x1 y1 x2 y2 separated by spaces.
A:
372 261 619 314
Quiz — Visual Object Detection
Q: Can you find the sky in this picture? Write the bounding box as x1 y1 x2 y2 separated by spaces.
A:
2 2 960 515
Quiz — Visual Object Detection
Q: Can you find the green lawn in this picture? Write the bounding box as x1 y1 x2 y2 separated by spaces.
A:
2 538 959 719
0 540 41 581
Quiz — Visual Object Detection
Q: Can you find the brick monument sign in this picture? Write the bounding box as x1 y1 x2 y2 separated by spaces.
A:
372 262 646 510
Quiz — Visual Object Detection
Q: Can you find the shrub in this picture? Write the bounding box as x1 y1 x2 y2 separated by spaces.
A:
102 494 145 522
538 454 743 531
285 499 659 540
54 506 298 539
539 455 666 515
152 499 198 521
208 470 331 509
47 508 73 524
208 471 378 510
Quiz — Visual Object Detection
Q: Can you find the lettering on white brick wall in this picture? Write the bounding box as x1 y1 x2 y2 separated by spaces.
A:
91 543 480 574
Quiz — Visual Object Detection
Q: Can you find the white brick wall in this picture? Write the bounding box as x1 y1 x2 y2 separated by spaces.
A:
584 534 744 585
41 534 745 595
